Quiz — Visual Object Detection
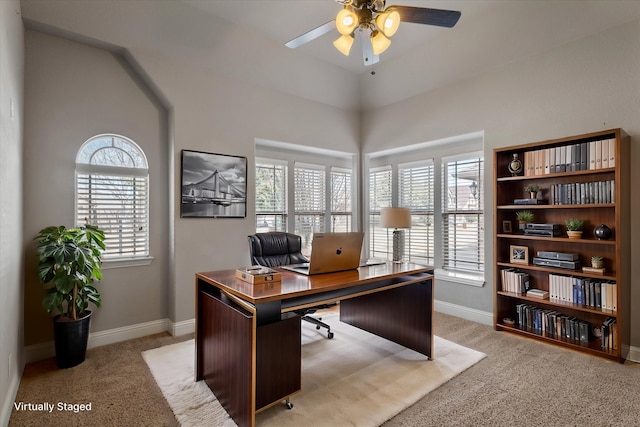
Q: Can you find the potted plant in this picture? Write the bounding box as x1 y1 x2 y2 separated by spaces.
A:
565 218 584 239
591 255 604 269
34 224 106 368
515 210 534 232
524 184 540 199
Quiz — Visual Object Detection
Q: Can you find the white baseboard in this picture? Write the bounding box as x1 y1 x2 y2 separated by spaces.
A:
624 344 640 363
171 318 195 336
1 370 20 427
23 318 192 364
434 299 494 326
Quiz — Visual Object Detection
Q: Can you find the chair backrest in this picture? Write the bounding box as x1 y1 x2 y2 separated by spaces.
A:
248 232 309 267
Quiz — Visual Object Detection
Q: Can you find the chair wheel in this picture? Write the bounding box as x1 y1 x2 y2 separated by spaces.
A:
285 401 294 410
316 325 321 330
328 331 334 339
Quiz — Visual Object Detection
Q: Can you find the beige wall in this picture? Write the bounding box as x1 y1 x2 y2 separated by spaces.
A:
362 19 640 350
0 0 24 424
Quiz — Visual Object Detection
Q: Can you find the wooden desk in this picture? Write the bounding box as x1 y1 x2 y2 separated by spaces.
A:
195 263 434 427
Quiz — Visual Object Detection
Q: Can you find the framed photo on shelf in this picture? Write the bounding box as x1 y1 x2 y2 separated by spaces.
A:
509 245 529 264
502 220 512 234
180 150 247 218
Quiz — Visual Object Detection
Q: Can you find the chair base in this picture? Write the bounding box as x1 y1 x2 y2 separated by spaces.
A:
296 303 336 339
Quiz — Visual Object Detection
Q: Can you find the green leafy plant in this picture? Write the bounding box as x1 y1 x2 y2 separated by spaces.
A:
591 255 603 262
564 218 584 231
516 210 534 222
34 225 106 320
524 184 540 193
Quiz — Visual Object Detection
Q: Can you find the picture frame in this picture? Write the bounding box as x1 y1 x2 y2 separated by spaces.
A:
502 220 512 234
180 150 247 218
510 245 529 264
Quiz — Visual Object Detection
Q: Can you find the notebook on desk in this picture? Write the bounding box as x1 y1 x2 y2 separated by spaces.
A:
282 232 364 275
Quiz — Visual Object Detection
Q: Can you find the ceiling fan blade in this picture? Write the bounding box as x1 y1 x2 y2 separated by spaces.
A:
391 6 461 28
285 20 336 48
359 30 379 67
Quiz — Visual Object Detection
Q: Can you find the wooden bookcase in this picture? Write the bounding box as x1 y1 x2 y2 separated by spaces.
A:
494 129 630 362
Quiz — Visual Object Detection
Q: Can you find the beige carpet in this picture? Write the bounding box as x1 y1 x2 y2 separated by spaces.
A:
142 313 485 426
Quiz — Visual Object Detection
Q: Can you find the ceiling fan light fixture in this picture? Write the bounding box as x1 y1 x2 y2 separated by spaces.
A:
333 34 354 56
370 30 391 55
375 9 400 37
336 8 358 35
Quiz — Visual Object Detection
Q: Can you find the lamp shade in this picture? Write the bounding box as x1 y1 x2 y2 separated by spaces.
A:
370 30 391 55
333 34 354 56
380 207 411 229
375 9 400 37
336 8 358 35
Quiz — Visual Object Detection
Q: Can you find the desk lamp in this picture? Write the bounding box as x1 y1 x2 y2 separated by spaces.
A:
380 207 411 262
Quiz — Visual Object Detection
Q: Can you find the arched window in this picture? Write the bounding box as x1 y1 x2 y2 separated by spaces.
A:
76 134 149 260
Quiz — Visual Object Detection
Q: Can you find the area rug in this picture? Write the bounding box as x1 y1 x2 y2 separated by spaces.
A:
142 313 486 427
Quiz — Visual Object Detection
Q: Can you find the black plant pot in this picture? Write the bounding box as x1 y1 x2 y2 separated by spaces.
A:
53 311 92 369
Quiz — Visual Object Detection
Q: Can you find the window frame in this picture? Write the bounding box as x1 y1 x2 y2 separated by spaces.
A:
255 140 357 256
75 134 153 268
365 132 485 286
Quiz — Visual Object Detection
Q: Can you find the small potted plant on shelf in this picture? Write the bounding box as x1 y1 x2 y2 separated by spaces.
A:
524 184 540 199
516 210 534 232
34 224 106 369
591 255 604 269
565 218 584 239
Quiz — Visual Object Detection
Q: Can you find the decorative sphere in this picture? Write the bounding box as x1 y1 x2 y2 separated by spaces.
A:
593 224 612 240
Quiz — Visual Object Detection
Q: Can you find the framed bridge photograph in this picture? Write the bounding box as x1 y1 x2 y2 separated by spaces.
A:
180 150 247 218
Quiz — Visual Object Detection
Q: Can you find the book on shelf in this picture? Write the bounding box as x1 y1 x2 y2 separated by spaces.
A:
526 289 549 299
513 198 545 205
582 266 606 274
235 266 282 284
521 138 616 178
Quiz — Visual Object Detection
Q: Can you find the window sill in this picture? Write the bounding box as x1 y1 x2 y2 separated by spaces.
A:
102 256 154 269
435 268 485 287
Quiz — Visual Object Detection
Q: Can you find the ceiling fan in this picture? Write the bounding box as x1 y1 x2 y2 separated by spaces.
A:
285 0 461 66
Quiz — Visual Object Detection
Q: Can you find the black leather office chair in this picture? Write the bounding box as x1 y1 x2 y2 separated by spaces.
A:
248 232 334 339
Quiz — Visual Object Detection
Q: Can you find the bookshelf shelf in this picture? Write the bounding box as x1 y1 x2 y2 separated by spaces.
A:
494 129 630 362
495 323 619 361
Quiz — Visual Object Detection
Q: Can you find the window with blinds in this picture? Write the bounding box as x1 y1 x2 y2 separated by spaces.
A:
75 134 149 259
331 168 352 232
442 156 484 272
294 164 325 252
255 160 287 232
399 161 435 265
369 166 392 259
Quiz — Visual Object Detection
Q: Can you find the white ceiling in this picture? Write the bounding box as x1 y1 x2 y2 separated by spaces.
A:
21 0 640 111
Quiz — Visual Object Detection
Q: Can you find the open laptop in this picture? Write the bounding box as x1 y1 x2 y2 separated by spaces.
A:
282 232 364 275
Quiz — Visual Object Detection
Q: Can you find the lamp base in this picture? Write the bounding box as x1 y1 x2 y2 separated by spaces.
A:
392 229 405 263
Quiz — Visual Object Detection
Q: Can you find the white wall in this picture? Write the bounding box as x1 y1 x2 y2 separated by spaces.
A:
22 30 170 347
362 19 640 347
0 1 24 425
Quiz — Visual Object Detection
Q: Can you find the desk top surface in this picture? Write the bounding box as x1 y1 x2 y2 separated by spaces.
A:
196 262 433 305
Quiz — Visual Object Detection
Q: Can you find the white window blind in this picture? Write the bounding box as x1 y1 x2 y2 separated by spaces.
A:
294 163 325 252
75 134 149 260
255 159 287 232
442 155 484 272
369 166 392 259
399 161 435 265
331 168 352 232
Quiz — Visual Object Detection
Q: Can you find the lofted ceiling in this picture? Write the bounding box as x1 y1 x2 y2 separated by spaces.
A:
20 0 640 111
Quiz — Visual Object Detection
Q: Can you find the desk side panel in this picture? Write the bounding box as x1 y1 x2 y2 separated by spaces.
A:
199 289 254 427
256 313 301 410
340 279 433 358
